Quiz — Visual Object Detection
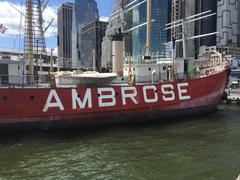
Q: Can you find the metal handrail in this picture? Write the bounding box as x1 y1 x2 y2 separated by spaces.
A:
0 64 224 88
0 74 51 88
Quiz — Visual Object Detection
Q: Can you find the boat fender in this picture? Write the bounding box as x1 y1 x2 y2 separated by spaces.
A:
152 70 156 75
128 74 136 86
152 70 156 83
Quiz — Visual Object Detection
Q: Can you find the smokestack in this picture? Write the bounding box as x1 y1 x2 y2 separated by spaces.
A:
111 34 124 76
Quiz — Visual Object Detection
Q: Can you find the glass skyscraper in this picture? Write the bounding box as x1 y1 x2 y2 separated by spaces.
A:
171 0 196 58
104 0 170 63
75 0 99 25
102 0 170 68
131 0 170 62
200 0 217 46
238 1 240 47
101 0 132 69
72 0 99 69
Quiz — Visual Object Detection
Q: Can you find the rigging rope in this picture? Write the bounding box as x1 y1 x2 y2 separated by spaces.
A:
18 0 24 57
11 0 24 57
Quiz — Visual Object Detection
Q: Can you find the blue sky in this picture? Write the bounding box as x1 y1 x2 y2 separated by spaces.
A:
0 0 114 52
47 0 114 17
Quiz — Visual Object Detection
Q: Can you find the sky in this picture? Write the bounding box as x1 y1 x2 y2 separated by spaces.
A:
0 0 114 53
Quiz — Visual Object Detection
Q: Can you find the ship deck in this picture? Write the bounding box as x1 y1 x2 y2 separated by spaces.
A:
0 65 227 89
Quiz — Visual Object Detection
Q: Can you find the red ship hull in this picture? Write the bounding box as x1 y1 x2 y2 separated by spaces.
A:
0 70 228 131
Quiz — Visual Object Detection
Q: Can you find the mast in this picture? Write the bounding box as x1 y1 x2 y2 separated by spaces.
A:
182 19 187 58
25 0 34 80
146 0 152 58
24 0 47 83
50 48 54 73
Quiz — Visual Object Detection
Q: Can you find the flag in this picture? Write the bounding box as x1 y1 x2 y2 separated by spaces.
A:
0 24 8 34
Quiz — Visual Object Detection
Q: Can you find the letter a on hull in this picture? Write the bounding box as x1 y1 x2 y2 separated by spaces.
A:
43 90 64 112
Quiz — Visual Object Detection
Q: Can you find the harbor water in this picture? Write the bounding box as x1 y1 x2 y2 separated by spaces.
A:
0 104 240 180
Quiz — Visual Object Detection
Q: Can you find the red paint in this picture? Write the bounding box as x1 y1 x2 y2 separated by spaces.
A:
0 70 228 124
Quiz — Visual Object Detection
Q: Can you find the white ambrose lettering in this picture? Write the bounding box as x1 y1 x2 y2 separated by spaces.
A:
72 89 92 109
161 84 175 101
143 85 158 103
43 89 64 112
178 83 191 100
121 86 138 105
98 87 116 107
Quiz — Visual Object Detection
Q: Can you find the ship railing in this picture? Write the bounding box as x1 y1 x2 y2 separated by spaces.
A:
0 74 51 88
123 71 204 84
0 65 225 88
194 57 227 72
130 66 225 84
194 58 226 70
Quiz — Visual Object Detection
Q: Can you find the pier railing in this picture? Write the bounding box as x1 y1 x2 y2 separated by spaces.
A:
0 74 51 88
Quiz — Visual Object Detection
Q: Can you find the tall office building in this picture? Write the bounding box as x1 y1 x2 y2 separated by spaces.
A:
72 0 99 69
131 0 170 62
197 0 240 57
101 0 132 69
170 0 196 58
171 0 240 58
171 0 182 40
57 3 74 69
238 1 240 47
194 0 217 58
102 0 170 66
217 0 238 47
198 0 217 47
81 21 108 70
75 0 99 24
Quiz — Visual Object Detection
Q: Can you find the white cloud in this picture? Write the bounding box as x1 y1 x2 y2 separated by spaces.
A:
0 1 57 38
100 16 109 22
42 6 58 38
0 1 24 36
